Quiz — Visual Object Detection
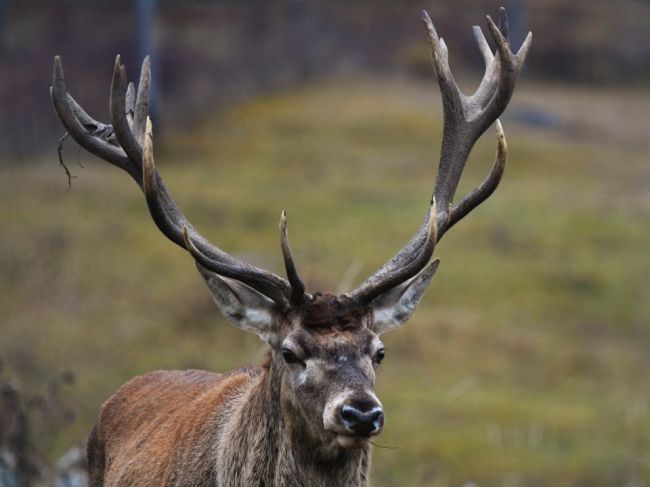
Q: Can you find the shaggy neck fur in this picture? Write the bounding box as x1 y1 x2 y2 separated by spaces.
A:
216 356 371 486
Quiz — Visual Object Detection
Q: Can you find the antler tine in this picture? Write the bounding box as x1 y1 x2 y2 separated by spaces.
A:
140 117 183 243
125 82 136 128
421 9 463 115
133 55 151 144
473 25 493 66
52 56 300 311
279 211 307 305
110 55 143 165
446 120 506 232
347 7 530 304
51 56 129 171
473 13 532 134
497 6 510 44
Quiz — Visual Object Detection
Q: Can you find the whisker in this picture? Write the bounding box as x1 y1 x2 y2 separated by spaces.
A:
369 439 399 450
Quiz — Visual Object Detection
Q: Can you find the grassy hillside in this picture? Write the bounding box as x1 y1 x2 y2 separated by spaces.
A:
1 77 649 486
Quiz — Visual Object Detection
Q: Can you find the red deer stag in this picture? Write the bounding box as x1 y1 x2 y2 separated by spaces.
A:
51 8 530 487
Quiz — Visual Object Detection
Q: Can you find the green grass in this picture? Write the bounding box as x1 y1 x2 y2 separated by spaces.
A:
1 77 649 486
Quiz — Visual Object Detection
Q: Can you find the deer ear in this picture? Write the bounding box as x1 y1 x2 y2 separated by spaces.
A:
196 263 279 342
370 260 439 335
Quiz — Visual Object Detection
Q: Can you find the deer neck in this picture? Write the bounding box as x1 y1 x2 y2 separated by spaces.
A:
218 357 371 486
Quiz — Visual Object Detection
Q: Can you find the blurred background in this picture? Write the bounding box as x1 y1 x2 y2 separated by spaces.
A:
1 0 649 485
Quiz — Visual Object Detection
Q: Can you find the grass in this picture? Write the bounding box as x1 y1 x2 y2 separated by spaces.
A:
1 76 649 486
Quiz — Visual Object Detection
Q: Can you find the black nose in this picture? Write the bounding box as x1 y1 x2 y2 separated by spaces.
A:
340 403 384 436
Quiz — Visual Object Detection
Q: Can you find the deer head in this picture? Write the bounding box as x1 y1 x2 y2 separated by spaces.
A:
51 8 530 450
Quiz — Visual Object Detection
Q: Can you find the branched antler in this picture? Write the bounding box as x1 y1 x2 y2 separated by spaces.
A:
348 7 531 305
51 55 308 311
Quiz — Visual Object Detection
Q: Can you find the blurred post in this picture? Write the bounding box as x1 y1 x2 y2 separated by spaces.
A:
0 0 6 50
137 0 159 125
507 0 528 49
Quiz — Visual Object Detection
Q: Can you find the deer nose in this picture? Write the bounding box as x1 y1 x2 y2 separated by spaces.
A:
340 404 384 436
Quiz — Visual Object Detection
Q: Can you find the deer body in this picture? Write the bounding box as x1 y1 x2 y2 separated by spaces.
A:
52 8 530 486
89 367 369 486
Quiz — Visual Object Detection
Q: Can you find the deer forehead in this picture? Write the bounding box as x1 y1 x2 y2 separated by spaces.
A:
286 327 379 359
301 293 370 325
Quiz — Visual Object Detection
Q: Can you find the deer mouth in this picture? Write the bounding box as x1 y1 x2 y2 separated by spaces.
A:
335 433 372 449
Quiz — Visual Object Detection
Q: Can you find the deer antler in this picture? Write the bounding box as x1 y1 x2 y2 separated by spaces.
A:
348 7 531 305
51 55 307 311
51 7 529 311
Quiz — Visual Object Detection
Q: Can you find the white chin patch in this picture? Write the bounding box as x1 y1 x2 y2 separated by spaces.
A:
336 435 370 449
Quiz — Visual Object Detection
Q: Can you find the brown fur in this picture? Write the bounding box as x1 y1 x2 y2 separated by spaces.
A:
302 293 369 332
88 358 371 486
90 369 253 486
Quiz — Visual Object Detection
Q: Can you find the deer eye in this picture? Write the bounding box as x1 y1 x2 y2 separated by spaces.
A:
374 348 386 364
282 347 301 365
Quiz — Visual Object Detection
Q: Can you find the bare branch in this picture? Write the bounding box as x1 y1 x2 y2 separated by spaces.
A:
56 132 74 190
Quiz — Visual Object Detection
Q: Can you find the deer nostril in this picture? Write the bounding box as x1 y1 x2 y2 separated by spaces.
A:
340 404 384 436
340 404 358 424
369 408 383 427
